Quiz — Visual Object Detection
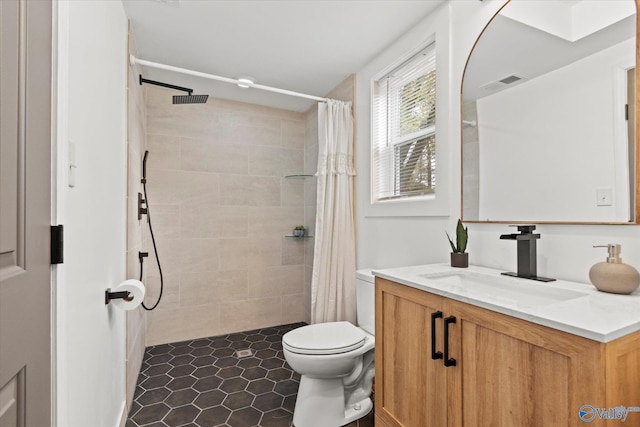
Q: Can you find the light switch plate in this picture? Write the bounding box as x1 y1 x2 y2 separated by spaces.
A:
596 187 612 206
68 140 76 188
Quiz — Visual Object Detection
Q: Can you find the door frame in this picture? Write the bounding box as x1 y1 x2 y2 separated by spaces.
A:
50 1 69 425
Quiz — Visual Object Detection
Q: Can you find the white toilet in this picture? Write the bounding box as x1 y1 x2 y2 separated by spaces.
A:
283 270 375 427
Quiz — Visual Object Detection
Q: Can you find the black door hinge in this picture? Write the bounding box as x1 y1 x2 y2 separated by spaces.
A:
51 225 64 264
625 104 629 121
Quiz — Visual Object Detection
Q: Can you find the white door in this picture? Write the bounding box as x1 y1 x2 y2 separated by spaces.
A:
0 0 53 426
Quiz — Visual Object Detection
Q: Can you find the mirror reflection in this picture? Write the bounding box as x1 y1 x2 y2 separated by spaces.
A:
462 0 637 223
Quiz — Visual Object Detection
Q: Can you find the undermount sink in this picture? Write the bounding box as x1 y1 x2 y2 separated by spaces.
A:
418 271 588 308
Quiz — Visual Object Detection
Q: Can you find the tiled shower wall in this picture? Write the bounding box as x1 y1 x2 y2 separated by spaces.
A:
125 27 147 410
143 86 307 345
303 106 317 324
303 75 356 323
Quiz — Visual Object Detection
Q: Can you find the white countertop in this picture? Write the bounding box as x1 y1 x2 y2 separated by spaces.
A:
372 264 640 343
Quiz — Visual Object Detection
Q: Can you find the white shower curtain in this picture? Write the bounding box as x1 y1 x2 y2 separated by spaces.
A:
311 99 356 324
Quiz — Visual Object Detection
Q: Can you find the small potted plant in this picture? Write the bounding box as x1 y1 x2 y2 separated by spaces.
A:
293 225 306 237
447 219 469 268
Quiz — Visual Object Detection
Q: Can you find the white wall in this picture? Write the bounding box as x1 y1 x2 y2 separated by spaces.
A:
125 27 147 412
476 39 634 222
55 1 129 426
356 0 640 284
356 2 454 269
357 3 452 221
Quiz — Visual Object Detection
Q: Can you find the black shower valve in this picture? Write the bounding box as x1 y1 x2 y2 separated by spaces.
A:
138 192 148 220
138 251 149 261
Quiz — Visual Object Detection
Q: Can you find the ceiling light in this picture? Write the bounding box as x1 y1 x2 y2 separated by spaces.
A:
237 77 255 89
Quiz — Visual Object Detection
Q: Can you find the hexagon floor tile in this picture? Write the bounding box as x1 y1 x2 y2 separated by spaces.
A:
126 322 374 427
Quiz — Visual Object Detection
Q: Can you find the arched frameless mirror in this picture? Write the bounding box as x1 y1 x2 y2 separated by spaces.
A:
461 0 638 224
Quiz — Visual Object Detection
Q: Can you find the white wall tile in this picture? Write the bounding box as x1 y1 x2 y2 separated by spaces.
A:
219 174 281 207
145 88 307 344
181 137 248 174
146 134 181 170
248 146 304 177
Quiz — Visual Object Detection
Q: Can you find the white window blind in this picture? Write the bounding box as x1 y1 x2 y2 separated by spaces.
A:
372 43 436 202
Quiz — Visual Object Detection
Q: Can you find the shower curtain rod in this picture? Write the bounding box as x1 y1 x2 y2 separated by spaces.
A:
130 55 329 103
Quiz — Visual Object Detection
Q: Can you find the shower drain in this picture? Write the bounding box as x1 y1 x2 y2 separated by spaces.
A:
235 349 253 358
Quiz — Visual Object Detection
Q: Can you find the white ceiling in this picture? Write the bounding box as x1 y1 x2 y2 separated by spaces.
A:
123 0 446 112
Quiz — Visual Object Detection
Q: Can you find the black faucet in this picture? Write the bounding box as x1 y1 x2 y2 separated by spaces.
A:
499 225 555 282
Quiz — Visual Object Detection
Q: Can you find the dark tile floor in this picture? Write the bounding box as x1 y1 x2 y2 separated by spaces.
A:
126 323 374 427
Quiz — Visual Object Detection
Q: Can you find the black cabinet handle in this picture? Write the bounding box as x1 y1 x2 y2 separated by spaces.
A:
443 316 457 367
431 311 443 360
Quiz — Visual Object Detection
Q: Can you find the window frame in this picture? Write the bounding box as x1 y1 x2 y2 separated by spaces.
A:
358 18 450 219
372 42 437 203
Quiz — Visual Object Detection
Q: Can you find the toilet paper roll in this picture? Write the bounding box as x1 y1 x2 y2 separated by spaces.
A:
111 279 146 311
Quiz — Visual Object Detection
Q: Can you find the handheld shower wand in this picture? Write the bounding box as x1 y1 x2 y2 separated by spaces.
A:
142 150 149 184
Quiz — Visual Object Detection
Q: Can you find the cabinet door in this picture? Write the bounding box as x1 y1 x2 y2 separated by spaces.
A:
375 279 449 427
604 331 640 422
448 299 605 427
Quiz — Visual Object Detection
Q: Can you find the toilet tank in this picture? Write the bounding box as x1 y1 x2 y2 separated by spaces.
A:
356 269 376 335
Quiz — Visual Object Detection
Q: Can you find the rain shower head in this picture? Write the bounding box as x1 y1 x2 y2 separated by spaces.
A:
173 94 209 104
139 75 209 105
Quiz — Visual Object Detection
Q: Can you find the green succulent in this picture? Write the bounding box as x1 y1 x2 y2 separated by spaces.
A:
446 219 468 253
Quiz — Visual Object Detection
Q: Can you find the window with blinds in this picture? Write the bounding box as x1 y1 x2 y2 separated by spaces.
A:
372 43 436 202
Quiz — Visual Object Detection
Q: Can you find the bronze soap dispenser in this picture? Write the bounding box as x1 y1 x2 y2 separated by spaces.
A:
589 244 640 294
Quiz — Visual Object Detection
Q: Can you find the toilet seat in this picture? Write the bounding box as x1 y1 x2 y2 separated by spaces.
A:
283 321 366 355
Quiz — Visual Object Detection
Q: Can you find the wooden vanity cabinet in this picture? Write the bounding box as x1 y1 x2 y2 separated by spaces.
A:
375 277 640 427
375 279 449 427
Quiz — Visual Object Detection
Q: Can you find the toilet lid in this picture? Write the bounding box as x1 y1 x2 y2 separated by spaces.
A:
283 321 366 355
